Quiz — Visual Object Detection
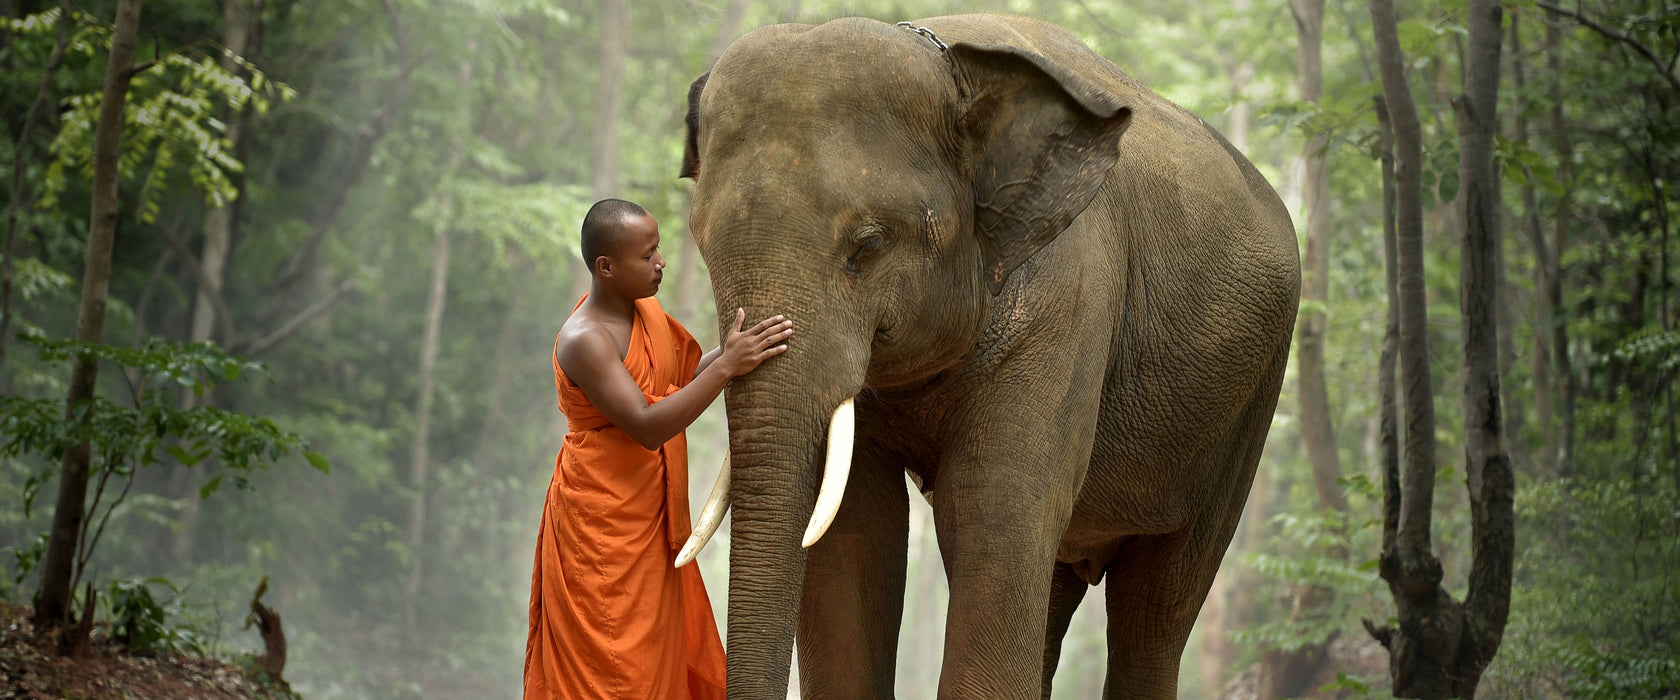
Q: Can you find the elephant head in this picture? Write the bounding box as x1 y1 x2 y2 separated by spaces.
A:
676 17 1132 695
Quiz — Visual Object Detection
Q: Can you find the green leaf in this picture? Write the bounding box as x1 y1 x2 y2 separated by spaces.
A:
199 475 223 500
1358 557 1381 572
1438 171 1460 203
164 444 202 467
304 450 330 474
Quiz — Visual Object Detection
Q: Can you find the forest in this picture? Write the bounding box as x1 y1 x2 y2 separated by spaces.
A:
0 0 1676 698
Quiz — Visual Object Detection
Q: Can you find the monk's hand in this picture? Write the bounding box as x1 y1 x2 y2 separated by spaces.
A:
718 308 792 377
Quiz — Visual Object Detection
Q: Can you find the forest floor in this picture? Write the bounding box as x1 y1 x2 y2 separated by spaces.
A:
0 602 288 700
1219 635 1390 699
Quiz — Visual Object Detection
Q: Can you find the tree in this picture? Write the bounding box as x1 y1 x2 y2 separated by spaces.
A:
171 0 253 566
0 0 68 381
1543 8 1576 477
33 0 144 652
1507 12 1553 472
1449 0 1514 687
1258 0 1351 695
1363 0 1513 695
593 0 627 201
403 53 474 636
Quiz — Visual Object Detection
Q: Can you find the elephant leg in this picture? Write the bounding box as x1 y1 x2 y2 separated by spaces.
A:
933 403 1098 698
1097 530 1210 700
797 441 910 699
1040 561 1089 699
1100 384 1279 699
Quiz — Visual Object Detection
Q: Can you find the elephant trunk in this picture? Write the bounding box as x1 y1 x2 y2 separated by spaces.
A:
701 205 873 694
723 395 822 697
716 309 868 697
677 399 852 566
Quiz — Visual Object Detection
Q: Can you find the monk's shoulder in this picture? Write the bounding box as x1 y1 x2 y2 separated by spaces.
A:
556 317 618 371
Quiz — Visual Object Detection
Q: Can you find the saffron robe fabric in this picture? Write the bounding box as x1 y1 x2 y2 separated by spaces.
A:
524 296 727 700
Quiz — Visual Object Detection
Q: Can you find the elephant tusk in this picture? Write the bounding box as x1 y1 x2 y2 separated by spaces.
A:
675 450 731 568
801 398 856 548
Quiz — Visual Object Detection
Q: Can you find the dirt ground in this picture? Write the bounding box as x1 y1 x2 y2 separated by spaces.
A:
0 601 287 700
1219 635 1392 700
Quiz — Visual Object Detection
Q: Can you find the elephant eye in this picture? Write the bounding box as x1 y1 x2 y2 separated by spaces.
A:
846 225 886 275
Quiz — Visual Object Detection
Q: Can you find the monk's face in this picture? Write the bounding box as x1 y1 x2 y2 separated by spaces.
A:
602 213 665 299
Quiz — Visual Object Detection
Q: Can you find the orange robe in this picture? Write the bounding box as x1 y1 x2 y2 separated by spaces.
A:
524 296 727 700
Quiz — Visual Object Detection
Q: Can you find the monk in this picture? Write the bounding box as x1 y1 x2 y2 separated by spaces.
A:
525 198 792 699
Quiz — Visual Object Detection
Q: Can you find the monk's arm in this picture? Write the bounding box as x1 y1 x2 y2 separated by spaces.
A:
559 314 790 451
695 346 722 380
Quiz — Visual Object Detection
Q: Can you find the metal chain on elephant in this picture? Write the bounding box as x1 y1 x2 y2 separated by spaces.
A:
895 21 948 51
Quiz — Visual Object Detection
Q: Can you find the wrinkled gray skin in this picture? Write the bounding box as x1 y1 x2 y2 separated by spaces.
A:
681 14 1299 700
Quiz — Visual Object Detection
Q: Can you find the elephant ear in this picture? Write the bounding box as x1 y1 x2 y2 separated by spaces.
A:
680 72 709 179
949 43 1132 295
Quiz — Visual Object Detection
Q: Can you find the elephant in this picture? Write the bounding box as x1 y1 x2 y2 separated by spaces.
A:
672 13 1300 700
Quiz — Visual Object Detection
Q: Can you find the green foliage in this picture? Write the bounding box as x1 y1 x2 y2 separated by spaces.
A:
1319 671 1385 698
1494 134 1564 196
0 335 320 614
33 9 293 223
1559 645 1680 699
107 576 207 656
0 337 314 491
1231 511 1387 653
2 532 48 590
1612 328 1680 372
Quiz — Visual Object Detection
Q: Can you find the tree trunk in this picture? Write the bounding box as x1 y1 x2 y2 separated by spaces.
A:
591 0 626 199
671 0 750 334
404 219 449 635
1 0 70 381
1368 0 1452 695
172 0 253 566
189 0 249 348
1494 172 1523 470
249 579 288 686
1454 0 1515 690
1375 95 1400 569
403 53 472 635
469 263 524 471
1367 1 1513 696
34 0 144 652
1546 17 1576 478
1262 1 1347 695
1508 14 1554 473
1370 0 1433 571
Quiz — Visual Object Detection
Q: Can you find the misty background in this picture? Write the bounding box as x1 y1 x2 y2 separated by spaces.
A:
2 0 1676 697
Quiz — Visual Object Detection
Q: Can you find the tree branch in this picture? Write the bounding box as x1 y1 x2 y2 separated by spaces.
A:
234 278 356 357
268 0 425 294
118 59 159 80
1535 0 1680 93
2 0 72 374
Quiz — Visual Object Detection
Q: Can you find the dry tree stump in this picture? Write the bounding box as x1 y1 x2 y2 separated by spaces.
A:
244 577 288 688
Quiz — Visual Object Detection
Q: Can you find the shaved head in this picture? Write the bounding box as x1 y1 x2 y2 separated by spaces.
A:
581 199 652 273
